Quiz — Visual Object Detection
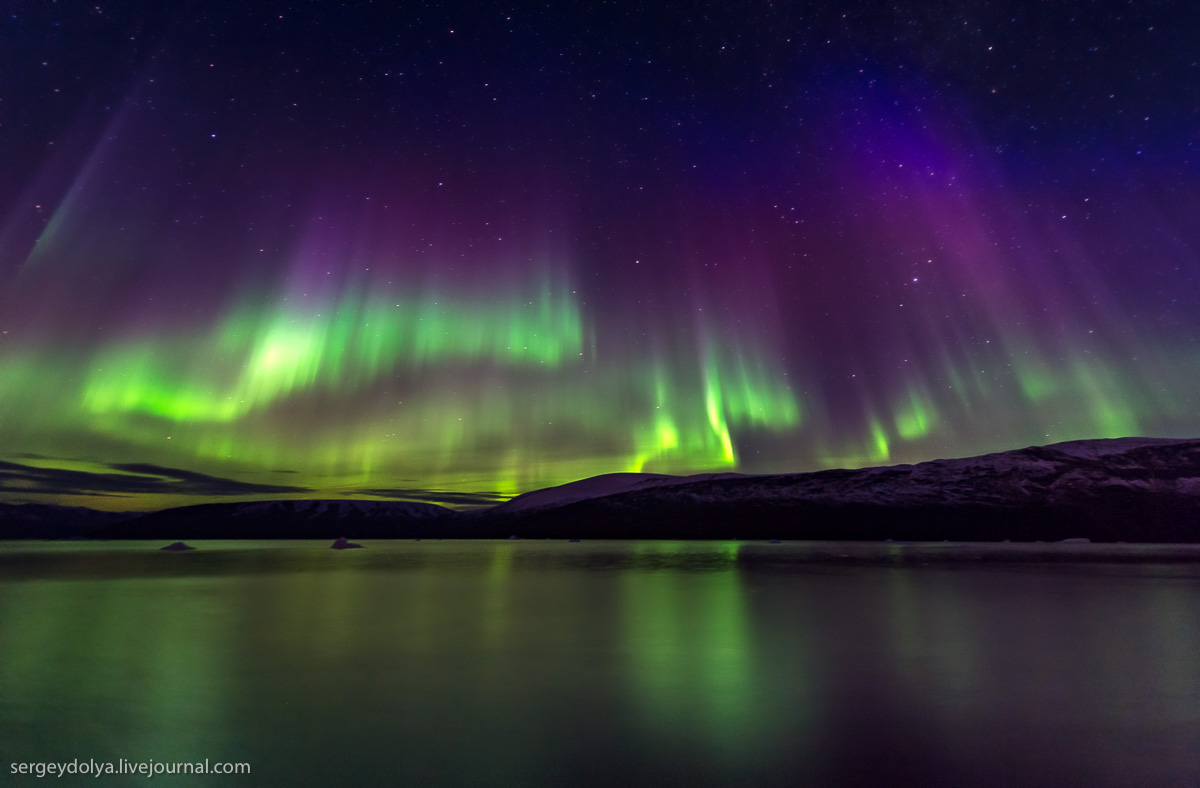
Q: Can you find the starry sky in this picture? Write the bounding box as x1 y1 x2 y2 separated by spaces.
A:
2 1 1198 511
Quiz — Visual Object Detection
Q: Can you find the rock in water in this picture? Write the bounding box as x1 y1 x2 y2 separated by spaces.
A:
330 537 364 549
160 541 195 551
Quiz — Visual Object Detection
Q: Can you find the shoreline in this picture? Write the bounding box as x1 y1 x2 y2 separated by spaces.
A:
4 540 1200 584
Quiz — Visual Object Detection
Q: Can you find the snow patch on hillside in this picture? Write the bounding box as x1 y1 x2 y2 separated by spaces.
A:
493 472 748 513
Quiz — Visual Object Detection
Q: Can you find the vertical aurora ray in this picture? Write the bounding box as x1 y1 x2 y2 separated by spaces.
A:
893 385 937 441
630 334 801 473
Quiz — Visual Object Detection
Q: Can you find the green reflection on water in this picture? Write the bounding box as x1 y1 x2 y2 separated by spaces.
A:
481 542 514 648
3 542 1200 787
0 577 236 767
619 542 796 766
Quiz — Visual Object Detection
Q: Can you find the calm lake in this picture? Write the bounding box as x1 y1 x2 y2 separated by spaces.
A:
1 540 1198 786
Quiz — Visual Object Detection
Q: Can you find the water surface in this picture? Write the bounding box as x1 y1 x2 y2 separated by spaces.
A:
2 540 1198 786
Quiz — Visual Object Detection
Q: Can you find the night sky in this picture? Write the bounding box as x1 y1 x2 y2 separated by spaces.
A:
2 1 1198 511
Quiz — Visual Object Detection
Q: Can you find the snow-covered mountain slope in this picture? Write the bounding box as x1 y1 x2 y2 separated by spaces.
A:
489 438 1200 541
495 438 1199 511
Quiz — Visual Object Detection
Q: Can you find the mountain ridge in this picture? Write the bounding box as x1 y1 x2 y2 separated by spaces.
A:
5 437 1199 541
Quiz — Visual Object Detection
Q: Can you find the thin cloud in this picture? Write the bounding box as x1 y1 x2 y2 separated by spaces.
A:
0 460 310 498
351 488 511 506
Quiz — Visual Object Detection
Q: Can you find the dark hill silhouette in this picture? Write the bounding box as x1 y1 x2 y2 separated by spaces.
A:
9 437 1200 542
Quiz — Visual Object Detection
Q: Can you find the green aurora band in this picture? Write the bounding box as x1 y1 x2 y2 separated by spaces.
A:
82 282 587 422
3 275 806 506
1 261 1192 512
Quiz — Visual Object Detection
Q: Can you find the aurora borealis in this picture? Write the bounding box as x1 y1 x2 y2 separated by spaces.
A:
2 2 1198 510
